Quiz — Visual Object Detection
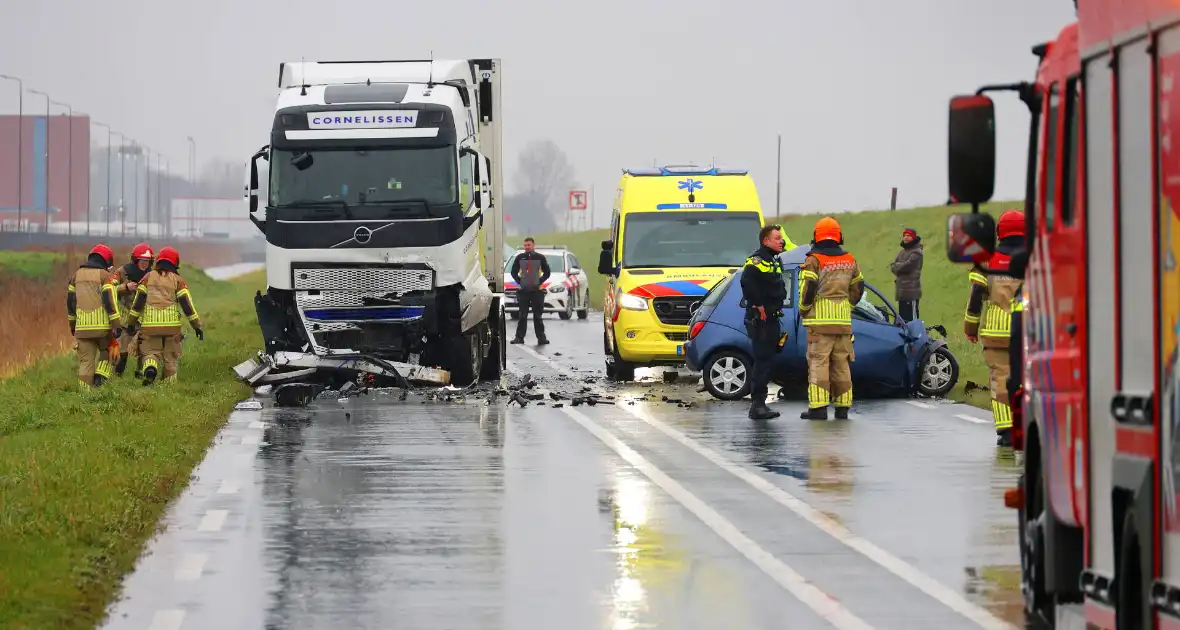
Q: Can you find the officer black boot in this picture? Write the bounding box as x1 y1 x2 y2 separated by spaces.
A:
800 406 828 420
748 399 779 420
114 352 129 376
997 429 1012 447
835 406 850 420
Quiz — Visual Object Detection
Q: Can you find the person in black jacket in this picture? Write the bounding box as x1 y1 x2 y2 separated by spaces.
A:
509 237 551 345
739 224 788 420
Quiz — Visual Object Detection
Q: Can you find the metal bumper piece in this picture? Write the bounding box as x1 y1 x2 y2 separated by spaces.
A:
232 351 451 387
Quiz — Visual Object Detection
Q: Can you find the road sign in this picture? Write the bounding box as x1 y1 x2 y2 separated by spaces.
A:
569 190 588 211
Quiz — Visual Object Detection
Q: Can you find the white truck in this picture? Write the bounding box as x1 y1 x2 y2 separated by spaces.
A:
233 59 507 402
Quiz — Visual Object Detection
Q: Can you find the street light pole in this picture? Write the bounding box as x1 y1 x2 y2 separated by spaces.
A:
119 136 126 238
92 122 114 238
187 136 196 234
161 156 170 238
27 89 50 234
0 74 23 229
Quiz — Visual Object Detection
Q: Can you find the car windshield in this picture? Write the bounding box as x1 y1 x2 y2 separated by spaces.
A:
269 146 458 208
622 211 761 268
505 252 566 272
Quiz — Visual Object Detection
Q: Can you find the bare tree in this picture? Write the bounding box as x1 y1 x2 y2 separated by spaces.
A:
514 139 575 215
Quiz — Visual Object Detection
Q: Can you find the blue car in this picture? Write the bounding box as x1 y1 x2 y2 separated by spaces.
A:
683 246 959 401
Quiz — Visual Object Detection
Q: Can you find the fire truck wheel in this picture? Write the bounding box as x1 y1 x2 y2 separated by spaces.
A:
1019 466 1055 622
1117 510 1151 630
446 333 481 387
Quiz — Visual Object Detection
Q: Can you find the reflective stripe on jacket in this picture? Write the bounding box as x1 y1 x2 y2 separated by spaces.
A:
798 248 865 334
125 270 202 335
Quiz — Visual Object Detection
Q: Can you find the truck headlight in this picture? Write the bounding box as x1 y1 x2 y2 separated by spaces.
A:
548 284 566 293
618 293 649 311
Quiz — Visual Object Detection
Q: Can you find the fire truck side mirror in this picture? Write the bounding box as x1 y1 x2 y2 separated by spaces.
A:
948 94 996 205
946 212 995 264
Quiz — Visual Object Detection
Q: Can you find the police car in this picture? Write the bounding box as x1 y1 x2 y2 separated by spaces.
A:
504 246 591 320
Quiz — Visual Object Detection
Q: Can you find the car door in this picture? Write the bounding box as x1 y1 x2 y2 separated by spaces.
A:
849 283 910 391
568 253 586 307
778 268 807 375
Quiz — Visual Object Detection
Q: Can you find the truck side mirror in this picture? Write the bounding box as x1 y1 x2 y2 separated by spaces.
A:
598 240 614 275
946 212 995 263
948 94 996 206
246 145 269 233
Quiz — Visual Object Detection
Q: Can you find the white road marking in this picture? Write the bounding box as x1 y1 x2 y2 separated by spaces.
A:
197 509 228 532
148 609 186 630
906 400 935 409
956 413 989 425
558 403 875 630
247 421 267 429
217 479 241 495
509 346 1017 630
174 553 208 581
241 434 261 446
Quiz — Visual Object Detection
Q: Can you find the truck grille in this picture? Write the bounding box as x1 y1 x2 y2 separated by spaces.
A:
651 297 699 326
292 267 433 294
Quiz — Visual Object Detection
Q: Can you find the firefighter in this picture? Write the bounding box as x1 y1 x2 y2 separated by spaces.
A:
798 217 864 420
1005 283 1025 448
111 242 154 378
964 209 1025 446
123 246 204 385
739 224 788 420
68 244 122 388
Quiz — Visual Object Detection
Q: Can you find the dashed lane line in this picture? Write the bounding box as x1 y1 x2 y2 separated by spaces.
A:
506 362 874 630
508 346 1017 630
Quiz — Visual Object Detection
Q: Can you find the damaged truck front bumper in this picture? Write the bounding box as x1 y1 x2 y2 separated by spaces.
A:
232 350 451 388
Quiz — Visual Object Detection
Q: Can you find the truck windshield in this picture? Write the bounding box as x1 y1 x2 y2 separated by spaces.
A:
269 146 458 207
622 211 761 268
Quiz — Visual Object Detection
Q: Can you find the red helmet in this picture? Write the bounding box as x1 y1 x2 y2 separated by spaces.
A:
156 246 180 268
131 242 154 261
997 209 1025 239
90 244 114 266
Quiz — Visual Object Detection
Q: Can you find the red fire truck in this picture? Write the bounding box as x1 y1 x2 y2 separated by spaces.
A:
946 1 1180 627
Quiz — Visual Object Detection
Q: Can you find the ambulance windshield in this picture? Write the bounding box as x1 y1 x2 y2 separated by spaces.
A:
622 211 761 268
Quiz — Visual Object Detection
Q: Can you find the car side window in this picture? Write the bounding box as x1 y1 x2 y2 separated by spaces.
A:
783 267 795 308
853 284 898 325
569 254 580 270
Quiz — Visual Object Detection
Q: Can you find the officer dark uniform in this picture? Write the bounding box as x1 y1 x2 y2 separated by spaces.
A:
739 224 789 420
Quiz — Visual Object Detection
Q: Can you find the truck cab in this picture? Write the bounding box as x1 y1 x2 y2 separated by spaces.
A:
238 59 506 392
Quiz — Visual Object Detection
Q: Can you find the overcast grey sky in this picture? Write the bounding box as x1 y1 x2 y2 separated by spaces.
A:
0 0 1076 222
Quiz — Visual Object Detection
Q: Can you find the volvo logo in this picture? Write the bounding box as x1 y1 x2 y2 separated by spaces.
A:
353 226 373 244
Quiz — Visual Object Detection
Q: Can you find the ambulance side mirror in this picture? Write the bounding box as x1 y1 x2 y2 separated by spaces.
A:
598 239 615 275
948 94 996 205
946 213 995 264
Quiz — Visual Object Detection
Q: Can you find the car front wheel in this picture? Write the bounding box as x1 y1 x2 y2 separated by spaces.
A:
917 346 959 397
703 350 752 401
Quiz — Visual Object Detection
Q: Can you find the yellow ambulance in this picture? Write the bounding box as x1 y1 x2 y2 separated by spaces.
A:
596 165 791 380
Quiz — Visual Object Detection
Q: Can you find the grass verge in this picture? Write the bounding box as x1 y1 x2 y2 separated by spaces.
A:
516 201 1025 409
0 268 262 630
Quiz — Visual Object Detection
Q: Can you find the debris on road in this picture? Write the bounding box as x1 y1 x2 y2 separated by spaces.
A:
234 400 264 411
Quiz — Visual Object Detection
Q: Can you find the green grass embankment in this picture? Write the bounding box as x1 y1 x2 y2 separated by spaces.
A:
0 268 262 630
517 201 1025 408
0 250 67 279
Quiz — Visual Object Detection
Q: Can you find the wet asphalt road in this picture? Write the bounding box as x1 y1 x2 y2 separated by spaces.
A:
99 311 1024 630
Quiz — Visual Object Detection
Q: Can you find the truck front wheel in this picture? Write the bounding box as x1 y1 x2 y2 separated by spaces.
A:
445 333 481 387
1019 465 1055 624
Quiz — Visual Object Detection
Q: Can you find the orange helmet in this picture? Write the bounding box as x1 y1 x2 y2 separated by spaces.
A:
131 242 154 261
812 217 843 244
997 209 1025 239
90 244 114 266
156 246 180 268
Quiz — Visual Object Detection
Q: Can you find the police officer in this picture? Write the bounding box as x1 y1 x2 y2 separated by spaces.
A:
509 237 552 345
740 224 788 420
798 217 864 420
964 209 1025 445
